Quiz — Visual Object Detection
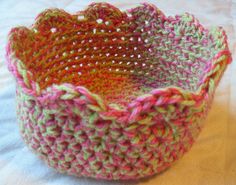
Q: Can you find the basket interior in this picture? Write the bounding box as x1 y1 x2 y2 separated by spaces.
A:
9 4 221 106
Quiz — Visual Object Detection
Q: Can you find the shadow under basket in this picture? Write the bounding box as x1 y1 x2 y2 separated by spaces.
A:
6 2 232 180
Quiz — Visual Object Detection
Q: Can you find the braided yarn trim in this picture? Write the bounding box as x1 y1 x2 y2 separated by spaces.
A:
7 3 232 180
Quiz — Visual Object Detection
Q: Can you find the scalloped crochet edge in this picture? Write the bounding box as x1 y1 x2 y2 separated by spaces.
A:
6 2 232 113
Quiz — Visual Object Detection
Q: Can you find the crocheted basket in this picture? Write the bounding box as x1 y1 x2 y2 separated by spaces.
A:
6 2 232 180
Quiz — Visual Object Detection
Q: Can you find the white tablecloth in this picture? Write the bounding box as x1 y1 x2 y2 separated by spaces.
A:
0 0 235 185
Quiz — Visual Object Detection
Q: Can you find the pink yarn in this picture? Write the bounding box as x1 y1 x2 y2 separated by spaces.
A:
6 2 232 180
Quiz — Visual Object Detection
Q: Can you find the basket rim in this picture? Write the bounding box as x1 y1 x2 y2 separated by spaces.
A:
6 2 232 113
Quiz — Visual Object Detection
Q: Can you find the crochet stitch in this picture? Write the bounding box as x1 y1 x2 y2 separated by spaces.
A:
6 2 232 180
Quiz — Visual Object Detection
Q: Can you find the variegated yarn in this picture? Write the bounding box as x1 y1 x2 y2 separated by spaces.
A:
6 2 232 180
